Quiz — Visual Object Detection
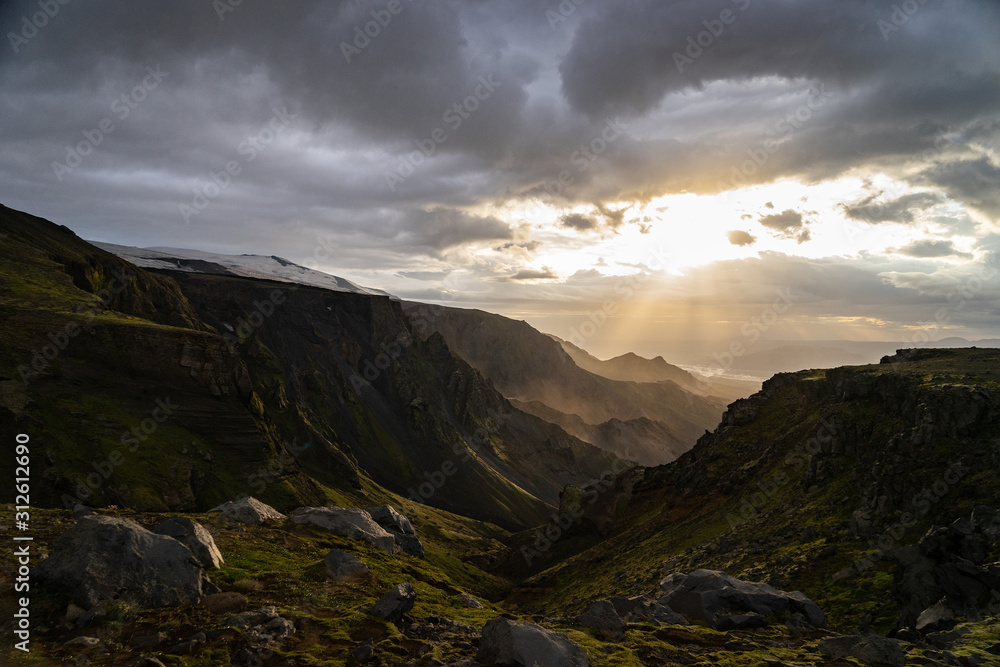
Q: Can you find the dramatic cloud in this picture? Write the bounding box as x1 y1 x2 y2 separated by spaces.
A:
1 0 998 357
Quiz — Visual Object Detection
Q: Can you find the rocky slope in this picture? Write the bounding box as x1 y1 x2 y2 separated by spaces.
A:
403 302 729 466
507 348 1000 639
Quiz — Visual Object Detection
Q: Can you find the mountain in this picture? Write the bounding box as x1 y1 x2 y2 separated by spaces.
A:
507 347 1000 635
403 302 730 466
92 242 390 296
0 205 620 530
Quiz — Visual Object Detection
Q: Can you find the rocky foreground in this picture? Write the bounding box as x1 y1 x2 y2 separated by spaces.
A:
3 499 999 666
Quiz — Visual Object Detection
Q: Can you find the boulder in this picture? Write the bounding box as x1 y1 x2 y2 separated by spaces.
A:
325 549 369 579
209 497 285 525
478 618 590 667
659 569 825 629
368 583 417 624
458 592 484 609
366 505 425 557
34 515 213 610
916 600 957 634
576 600 626 636
290 507 396 553
817 634 906 667
153 516 224 569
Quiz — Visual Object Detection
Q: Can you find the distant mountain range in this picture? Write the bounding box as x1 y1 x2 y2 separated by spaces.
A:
403 303 731 466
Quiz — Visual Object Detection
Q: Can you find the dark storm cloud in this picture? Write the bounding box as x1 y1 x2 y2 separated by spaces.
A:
841 192 943 224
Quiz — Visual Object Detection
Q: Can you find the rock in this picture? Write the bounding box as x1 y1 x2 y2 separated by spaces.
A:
153 516 224 569
458 592 484 609
202 591 248 614
209 497 285 525
366 505 425 557
659 569 826 629
65 603 86 623
368 583 417 623
290 507 396 553
916 600 957 634
350 638 375 662
64 636 100 647
324 549 369 579
818 634 906 667
130 632 167 649
34 515 213 610
72 504 94 518
576 600 626 636
478 618 590 667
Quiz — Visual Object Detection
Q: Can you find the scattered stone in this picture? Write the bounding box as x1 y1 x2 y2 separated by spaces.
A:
224 605 296 645
153 516 224 569
34 515 214 610
576 600 626 637
209 497 285 525
225 605 280 629
324 549 369 579
130 632 167 649
290 507 396 553
818 634 906 667
72 504 94 518
368 583 417 624
64 636 100 647
366 505 425 557
478 618 590 667
458 592 484 609
202 591 248 614
659 569 826 629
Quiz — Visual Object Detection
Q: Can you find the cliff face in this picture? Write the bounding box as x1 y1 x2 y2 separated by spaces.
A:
0 206 619 530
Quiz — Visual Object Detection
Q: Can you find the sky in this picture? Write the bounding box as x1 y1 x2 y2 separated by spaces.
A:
2 0 999 361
